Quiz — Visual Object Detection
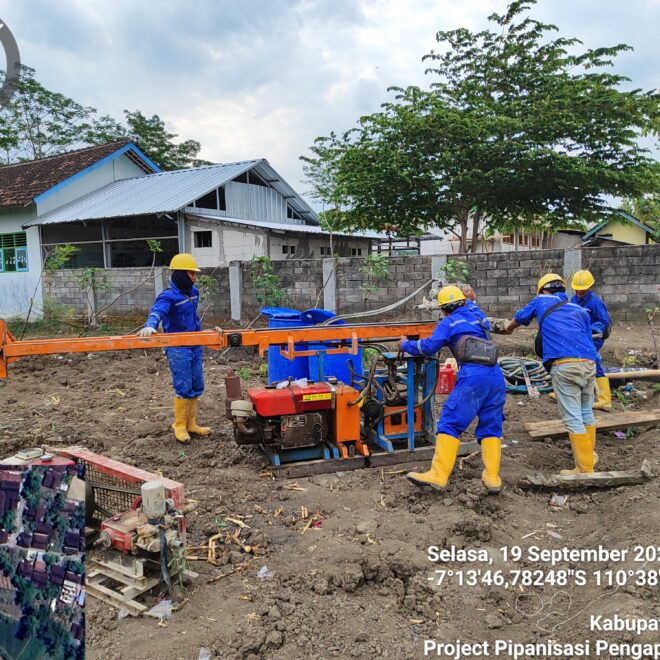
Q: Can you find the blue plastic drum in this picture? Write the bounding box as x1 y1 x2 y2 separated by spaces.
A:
302 309 363 386
260 308 363 386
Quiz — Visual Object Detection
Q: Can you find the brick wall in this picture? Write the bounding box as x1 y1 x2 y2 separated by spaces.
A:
48 266 232 322
583 246 658 321
95 268 162 314
47 270 90 310
198 267 231 321
240 259 324 317
48 268 163 319
46 245 659 323
459 249 565 316
335 255 433 314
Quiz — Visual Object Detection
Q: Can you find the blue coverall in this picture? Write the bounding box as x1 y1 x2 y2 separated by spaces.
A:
401 305 506 441
144 282 204 399
513 294 599 365
570 290 610 377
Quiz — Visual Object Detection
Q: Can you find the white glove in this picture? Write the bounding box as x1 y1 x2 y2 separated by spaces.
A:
138 327 157 338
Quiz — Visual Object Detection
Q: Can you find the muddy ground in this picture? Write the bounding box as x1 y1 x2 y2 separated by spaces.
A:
0 323 658 660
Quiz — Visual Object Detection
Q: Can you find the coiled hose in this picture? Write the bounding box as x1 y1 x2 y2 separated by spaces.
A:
499 357 553 393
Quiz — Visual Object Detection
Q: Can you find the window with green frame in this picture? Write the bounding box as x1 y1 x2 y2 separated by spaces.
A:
0 233 29 273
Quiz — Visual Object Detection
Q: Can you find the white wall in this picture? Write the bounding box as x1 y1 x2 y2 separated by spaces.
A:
37 154 148 214
186 217 371 266
223 227 266 262
0 206 42 319
269 235 371 260
187 220 267 267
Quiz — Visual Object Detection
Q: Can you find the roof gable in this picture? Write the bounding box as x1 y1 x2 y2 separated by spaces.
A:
0 141 160 208
583 210 655 239
24 158 319 228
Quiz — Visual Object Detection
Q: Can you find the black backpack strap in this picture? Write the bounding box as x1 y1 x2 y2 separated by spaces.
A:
479 317 491 340
538 299 568 330
465 306 491 339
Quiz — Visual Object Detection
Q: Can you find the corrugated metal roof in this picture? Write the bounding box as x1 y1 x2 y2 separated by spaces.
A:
24 159 319 227
188 211 383 239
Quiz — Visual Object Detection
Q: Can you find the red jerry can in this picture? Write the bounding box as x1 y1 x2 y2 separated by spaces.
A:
436 363 456 395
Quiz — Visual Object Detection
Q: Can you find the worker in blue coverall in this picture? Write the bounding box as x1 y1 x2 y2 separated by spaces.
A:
398 285 506 494
138 254 211 444
571 270 612 411
504 274 599 474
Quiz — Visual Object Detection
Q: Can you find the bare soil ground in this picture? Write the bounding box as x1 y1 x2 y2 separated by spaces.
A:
0 323 658 660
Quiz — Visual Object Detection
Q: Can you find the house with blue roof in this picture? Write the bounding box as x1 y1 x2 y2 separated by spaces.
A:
0 141 159 317
0 141 377 318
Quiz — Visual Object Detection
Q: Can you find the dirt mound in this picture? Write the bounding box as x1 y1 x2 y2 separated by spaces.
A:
1 338 658 659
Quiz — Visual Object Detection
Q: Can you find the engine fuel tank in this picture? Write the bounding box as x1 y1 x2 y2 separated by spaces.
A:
247 382 334 416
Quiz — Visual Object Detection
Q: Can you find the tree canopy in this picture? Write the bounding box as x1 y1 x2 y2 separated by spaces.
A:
0 65 209 169
621 193 659 240
301 0 659 252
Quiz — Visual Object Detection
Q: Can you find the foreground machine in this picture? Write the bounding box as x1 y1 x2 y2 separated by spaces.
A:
3 446 193 615
1 319 450 470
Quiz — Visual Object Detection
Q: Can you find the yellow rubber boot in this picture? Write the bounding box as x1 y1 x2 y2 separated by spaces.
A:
480 437 502 494
592 377 611 411
406 434 460 491
561 425 598 473
172 397 191 444
187 398 211 436
560 432 594 475
587 424 598 467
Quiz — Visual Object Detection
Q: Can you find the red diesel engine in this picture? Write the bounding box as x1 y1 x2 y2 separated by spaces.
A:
231 382 333 450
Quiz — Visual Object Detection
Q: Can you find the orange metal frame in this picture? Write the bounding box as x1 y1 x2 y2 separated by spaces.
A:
0 319 436 379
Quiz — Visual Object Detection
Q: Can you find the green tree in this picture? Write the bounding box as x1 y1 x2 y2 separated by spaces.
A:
359 254 390 307
0 65 116 163
621 193 659 240
0 66 209 170
92 110 211 170
303 0 659 252
1 510 16 533
249 256 284 307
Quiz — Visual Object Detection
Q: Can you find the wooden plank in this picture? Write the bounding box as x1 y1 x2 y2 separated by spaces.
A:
273 441 479 479
520 460 654 490
86 580 147 616
524 409 660 438
89 558 147 583
606 369 660 380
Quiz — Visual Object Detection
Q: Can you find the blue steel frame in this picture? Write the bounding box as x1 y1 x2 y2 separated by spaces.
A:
366 355 436 453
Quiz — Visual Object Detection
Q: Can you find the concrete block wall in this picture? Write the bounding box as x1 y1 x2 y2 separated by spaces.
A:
49 267 161 318
335 255 433 314
583 245 660 321
46 245 659 323
94 268 161 313
460 249 565 316
48 270 90 309
240 259 324 317
198 267 231 320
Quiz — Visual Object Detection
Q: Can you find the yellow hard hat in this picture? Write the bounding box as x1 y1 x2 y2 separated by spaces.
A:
438 285 466 307
571 269 595 291
169 253 200 272
536 273 565 294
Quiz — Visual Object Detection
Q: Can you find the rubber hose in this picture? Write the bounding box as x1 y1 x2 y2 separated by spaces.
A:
319 278 435 325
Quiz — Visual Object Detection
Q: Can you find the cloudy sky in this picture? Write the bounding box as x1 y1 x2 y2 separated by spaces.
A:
1 0 658 200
